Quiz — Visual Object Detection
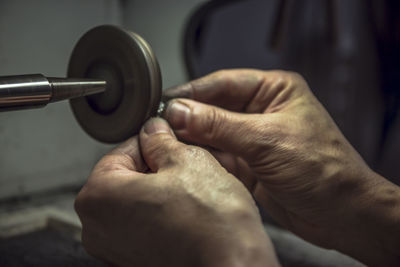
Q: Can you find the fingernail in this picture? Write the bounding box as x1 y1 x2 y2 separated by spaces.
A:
166 101 190 130
143 118 172 135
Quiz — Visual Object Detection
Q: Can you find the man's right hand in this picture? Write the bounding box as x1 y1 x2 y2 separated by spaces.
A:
163 69 400 267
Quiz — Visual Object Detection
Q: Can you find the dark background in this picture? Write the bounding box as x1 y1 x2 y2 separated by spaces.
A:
183 0 400 185
0 1 398 266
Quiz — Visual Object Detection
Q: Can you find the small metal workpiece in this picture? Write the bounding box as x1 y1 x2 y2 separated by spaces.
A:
0 74 106 111
157 101 166 117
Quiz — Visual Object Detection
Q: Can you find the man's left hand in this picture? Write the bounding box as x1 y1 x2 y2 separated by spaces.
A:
75 118 279 267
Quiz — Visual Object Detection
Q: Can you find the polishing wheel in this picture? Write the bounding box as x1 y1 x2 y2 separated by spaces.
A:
68 25 162 143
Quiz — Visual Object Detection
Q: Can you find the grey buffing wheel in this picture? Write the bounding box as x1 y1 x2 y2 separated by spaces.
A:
68 25 162 143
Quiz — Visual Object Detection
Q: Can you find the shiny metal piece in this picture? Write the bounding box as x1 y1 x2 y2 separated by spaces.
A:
48 77 106 103
0 74 51 111
68 25 162 143
157 101 166 117
0 74 106 112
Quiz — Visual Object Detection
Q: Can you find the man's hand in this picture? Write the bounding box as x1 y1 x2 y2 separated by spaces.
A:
75 118 280 267
163 69 400 266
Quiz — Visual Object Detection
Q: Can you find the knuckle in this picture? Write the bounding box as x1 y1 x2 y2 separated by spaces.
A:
227 196 252 213
205 107 220 137
270 70 306 85
74 180 101 216
147 135 179 157
265 70 310 99
210 69 235 88
96 155 128 173
213 69 230 78
146 138 188 168
285 70 304 81
74 193 89 217
193 105 226 140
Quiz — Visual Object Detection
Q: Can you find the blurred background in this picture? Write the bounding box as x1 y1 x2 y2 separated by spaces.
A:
0 0 204 200
0 0 398 266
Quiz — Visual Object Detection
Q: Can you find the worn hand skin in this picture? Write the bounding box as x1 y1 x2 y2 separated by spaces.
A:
163 69 400 267
75 118 281 267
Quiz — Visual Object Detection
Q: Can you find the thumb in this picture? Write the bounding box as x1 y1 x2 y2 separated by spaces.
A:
139 117 182 172
163 99 268 159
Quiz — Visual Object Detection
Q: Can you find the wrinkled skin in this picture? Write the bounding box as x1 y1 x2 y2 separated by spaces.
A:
163 69 400 267
76 69 400 267
75 118 280 267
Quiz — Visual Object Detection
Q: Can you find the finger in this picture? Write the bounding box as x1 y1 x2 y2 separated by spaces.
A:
163 69 264 112
163 98 272 160
93 136 148 175
76 136 147 222
139 117 185 172
163 69 299 113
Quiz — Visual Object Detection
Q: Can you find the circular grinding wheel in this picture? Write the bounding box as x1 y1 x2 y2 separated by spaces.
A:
68 25 162 143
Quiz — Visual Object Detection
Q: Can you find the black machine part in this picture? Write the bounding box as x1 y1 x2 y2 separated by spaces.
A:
68 25 162 143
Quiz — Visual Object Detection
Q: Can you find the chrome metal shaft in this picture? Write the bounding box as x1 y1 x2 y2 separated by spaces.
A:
0 74 106 111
